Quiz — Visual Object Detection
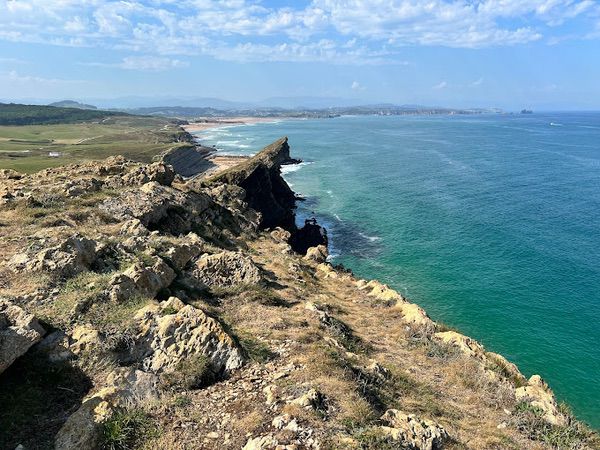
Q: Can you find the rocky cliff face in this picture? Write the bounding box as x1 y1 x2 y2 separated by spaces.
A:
0 138 597 450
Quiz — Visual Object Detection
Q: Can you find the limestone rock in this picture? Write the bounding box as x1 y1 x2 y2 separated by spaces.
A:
191 251 261 287
0 300 45 374
433 331 485 359
304 245 328 263
243 434 278 450
108 257 176 302
133 302 246 376
380 409 449 450
163 242 203 271
291 388 324 409
69 325 103 355
55 368 159 450
515 375 566 426
122 162 175 187
395 302 433 327
100 182 217 235
119 219 149 237
270 227 291 243
9 234 96 278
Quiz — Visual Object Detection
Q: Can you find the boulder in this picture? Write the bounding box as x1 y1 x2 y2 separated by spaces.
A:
395 302 433 327
119 219 149 237
515 375 567 426
163 242 203 271
8 235 96 278
191 251 261 287
55 368 159 450
380 409 449 450
304 245 328 263
0 300 45 374
108 257 176 302
433 331 485 359
133 301 245 376
122 162 176 187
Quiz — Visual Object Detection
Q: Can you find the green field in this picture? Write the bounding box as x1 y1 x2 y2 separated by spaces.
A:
0 115 191 173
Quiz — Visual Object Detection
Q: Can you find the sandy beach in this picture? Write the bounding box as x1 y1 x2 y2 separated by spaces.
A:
182 117 282 133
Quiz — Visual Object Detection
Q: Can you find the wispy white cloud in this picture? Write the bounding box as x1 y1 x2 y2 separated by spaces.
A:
471 77 484 86
83 56 190 71
432 81 448 90
0 70 86 86
0 0 598 64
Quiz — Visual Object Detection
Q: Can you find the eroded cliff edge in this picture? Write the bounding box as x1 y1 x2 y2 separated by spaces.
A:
0 138 597 450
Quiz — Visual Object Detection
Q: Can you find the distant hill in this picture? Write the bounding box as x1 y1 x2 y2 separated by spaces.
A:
0 103 121 126
48 100 98 110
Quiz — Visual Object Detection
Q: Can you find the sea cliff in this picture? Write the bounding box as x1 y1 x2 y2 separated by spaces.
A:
0 138 597 449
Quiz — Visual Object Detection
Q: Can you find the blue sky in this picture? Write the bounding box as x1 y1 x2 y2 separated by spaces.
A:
1 0 599 109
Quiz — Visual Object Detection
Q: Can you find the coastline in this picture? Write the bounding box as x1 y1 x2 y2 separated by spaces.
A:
182 116 284 133
181 120 599 431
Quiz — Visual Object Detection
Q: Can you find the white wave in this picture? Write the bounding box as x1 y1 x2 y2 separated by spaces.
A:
550 122 563 127
333 213 343 222
359 232 382 242
281 161 313 175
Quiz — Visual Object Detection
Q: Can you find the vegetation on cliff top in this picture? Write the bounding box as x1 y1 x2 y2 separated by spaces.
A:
0 137 598 450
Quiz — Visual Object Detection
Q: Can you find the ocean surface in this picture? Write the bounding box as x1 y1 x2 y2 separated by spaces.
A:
195 113 600 428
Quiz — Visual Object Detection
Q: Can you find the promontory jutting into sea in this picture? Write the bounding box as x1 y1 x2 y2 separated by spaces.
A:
1 1 600 449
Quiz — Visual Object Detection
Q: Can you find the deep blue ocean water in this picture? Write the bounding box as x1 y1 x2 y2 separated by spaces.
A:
196 113 600 428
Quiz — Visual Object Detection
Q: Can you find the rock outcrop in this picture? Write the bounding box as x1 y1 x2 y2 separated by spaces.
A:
208 137 298 230
132 299 246 376
191 251 262 287
515 375 567 426
0 300 45 374
380 409 449 450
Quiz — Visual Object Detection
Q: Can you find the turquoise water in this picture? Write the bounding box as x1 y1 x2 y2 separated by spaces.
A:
196 113 600 428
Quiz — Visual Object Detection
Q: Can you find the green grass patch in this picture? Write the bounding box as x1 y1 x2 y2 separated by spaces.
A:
160 355 215 391
101 407 158 450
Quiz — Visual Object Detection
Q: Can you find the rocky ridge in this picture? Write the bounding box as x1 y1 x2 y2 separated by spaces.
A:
0 137 597 450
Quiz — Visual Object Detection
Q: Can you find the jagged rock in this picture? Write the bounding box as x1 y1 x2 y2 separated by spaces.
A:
359 280 404 304
486 352 526 385
316 263 339 279
380 409 449 450
0 300 45 374
243 434 279 450
122 162 175 187
304 245 328 263
8 234 96 278
396 302 433 327
0 168 23 180
191 251 261 287
119 218 149 237
515 375 567 426
291 388 324 409
69 324 103 355
132 301 245 376
163 242 203 271
100 181 218 235
270 227 291 243
433 331 485 359
289 219 328 255
55 368 159 450
108 257 176 302
64 177 103 197
208 137 298 230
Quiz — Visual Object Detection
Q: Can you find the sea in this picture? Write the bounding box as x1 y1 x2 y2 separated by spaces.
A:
194 112 600 428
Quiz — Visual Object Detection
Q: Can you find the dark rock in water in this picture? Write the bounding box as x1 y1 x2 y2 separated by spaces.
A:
289 218 328 255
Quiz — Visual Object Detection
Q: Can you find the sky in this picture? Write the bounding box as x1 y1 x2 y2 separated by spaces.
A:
1 0 600 110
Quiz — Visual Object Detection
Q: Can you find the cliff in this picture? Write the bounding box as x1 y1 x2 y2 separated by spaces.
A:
0 138 597 450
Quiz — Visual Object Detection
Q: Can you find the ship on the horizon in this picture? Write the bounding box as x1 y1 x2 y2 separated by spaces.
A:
520 109 533 114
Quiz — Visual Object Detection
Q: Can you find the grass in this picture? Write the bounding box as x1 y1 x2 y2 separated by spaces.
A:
512 401 600 449
101 407 158 450
0 115 189 173
159 355 216 391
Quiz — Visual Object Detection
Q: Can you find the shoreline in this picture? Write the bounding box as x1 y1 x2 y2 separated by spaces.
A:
177 124 599 430
182 116 284 133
